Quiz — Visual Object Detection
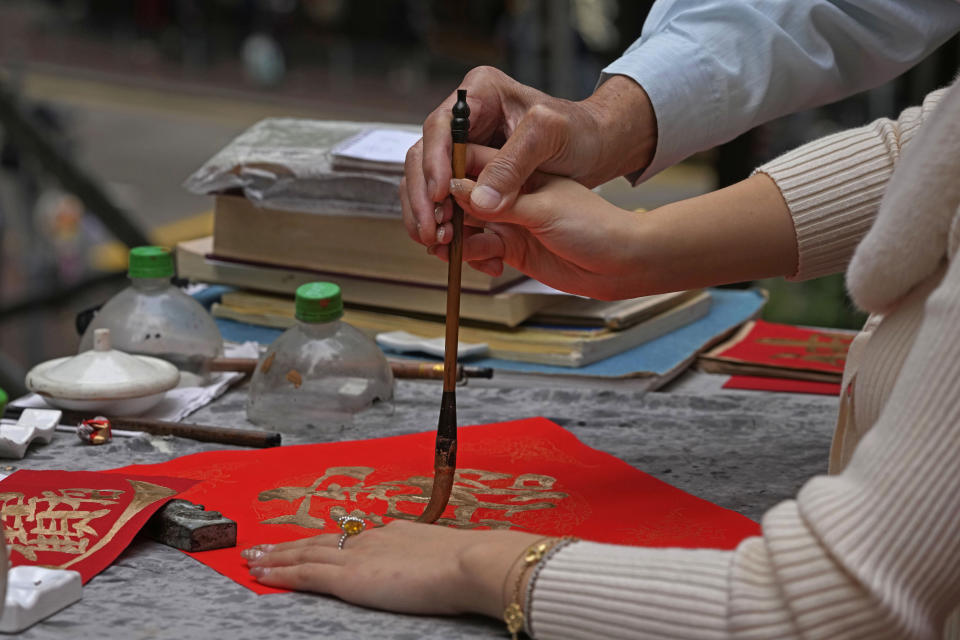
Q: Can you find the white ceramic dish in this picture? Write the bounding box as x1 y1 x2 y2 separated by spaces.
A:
36 392 168 415
25 329 179 416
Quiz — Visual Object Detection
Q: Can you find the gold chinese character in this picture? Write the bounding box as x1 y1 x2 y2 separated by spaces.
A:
758 334 852 368
1 481 176 567
259 467 568 531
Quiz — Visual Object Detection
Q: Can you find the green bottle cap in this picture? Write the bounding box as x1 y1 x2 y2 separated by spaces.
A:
0 387 6 415
128 246 174 279
295 282 343 323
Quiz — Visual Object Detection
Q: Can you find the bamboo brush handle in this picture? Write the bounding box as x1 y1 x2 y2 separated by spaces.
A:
418 88 470 524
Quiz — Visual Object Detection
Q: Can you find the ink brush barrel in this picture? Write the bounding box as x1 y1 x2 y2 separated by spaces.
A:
3 406 281 448
387 361 493 382
418 88 470 524
208 357 493 381
208 357 258 374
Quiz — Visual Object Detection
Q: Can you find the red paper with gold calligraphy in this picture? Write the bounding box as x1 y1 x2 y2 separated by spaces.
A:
708 320 853 374
112 418 760 595
0 470 197 583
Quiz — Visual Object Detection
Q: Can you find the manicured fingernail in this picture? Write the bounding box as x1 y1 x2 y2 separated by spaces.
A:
427 179 438 199
436 226 445 242
434 204 443 224
250 566 271 578
471 185 501 210
241 544 273 560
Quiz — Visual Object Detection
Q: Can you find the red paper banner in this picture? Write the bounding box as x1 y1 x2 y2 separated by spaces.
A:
112 418 760 594
713 320 853 373
724 375 843 395
0 470 197 583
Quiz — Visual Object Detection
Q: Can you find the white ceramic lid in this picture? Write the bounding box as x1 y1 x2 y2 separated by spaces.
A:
26 329 180 400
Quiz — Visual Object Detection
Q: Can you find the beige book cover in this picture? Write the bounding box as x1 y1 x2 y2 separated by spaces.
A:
176 236 552 327
211 194 524 292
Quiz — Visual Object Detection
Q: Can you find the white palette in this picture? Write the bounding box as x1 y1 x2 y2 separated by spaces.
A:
0 567 82 633
0 409 61 459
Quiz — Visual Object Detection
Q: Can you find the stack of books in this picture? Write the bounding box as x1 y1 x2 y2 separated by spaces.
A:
203 286 710 368
177 235 545 327
179 119 718 370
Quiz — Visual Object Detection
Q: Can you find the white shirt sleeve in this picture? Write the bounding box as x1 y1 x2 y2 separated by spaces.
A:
603 0 960 183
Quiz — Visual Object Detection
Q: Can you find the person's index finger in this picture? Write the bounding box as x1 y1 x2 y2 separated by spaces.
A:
422 89 490 200
251 561 343 592
464 143 500 177
465 143 499 177
403 141 441 245
465 143 551 195
421 94 458 202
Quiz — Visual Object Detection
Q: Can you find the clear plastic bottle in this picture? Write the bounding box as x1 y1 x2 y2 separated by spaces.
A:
246 282 394 432
78 246 223 379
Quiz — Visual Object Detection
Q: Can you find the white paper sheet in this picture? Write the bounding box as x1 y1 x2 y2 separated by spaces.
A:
332 129 422 165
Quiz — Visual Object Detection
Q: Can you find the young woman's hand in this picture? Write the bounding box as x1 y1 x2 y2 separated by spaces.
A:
244 520 540 619
444 169 652 300
430 144 798 299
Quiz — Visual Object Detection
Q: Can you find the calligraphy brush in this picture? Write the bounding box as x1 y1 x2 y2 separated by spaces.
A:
2 406 281 448
418 89 470 524
205 357 493 382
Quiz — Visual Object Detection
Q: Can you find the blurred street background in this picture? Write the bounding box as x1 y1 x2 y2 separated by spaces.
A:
0 0 957 395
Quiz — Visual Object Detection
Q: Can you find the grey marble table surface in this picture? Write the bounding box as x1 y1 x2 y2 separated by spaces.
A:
7 374 839 639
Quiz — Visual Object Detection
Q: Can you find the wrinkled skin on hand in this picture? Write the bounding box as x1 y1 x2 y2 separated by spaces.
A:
400 66 654 270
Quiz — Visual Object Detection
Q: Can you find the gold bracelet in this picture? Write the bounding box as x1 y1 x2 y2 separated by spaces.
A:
523 537 579 638
503 536 579 639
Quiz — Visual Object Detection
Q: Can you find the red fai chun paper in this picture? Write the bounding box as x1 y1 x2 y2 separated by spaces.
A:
723 375 843 396
112 418 761 594
701 320 853 383
0 470 197 583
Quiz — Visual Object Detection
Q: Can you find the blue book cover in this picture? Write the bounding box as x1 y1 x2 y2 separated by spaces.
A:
212 288 765 381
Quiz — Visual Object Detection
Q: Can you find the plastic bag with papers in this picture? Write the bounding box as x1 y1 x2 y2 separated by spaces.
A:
183 118 420 218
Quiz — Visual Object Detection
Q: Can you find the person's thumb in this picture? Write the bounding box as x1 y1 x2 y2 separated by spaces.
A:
471 105 568 213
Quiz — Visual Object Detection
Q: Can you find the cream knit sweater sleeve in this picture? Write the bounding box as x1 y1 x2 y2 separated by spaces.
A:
757 87 945 281
528 91 960 639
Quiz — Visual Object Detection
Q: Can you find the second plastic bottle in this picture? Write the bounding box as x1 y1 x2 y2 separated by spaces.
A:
246 282 394 432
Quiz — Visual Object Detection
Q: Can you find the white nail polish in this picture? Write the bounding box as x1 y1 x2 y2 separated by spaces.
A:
436 226 445 242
